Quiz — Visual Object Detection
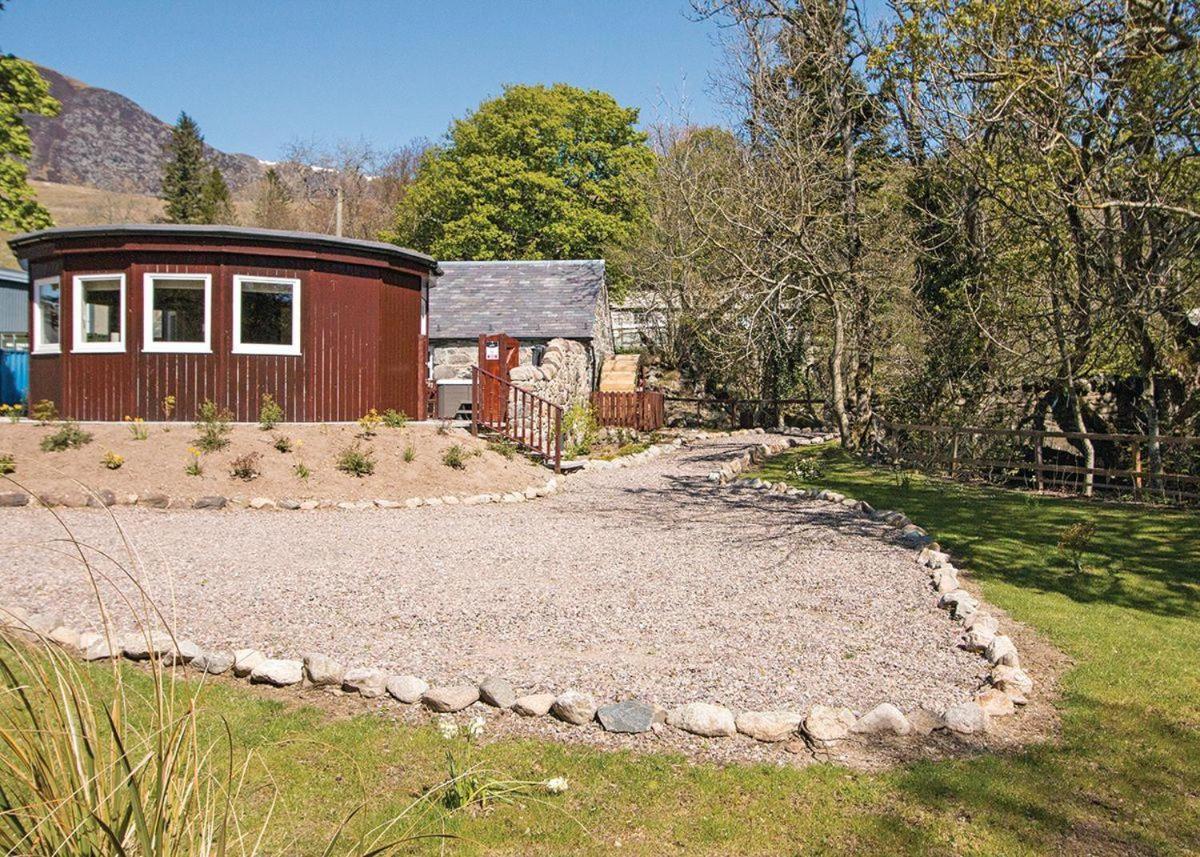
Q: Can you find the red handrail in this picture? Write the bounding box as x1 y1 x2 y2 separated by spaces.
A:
471 366 563 472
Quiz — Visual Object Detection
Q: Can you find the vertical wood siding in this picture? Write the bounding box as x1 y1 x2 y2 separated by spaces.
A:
27 249 425 422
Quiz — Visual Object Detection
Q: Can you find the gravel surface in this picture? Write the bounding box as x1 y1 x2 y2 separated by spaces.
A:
0 436 986 713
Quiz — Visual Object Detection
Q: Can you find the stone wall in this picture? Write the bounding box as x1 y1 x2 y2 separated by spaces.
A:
431 337 594 401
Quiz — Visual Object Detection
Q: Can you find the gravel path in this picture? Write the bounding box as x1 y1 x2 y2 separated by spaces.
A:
0 437 986 713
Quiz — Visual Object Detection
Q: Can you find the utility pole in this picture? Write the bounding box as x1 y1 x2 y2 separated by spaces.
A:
335 185 344 237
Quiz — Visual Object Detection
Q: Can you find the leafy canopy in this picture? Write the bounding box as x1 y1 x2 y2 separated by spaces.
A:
0 50 59 231
387 83 654 260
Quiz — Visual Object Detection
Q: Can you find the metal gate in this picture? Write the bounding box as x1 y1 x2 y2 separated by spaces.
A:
0 348 28 406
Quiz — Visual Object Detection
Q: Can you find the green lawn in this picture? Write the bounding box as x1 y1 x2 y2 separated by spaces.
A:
10 446 1200 854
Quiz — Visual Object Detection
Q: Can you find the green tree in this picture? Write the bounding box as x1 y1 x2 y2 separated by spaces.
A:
251 166 292 229
0 48 59 231
161 112 209 223
199 165 235 224
387 83 654 260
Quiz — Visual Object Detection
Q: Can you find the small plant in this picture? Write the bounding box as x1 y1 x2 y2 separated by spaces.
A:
442 443 477 470
259 392 283 430
229 451 262 481
31 399 57 424
563 401 599 458
790 456 824 482
437 420 452 436
184 446 203 476
273 434 294 453
102 450 124 470
337 442 375 477
161 393 177 421
293 460 311 480
0 403 23 423
403 443 416 463
40 422 93 452
358 408 383 437
194 399 232 452
124 415 149 440
382 408 409 428
1058 520 1097 573
432 715 568 810
0 452 14 475
487 438 517 460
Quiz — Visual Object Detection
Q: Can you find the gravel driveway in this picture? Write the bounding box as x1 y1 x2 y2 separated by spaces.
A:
0 436 985 713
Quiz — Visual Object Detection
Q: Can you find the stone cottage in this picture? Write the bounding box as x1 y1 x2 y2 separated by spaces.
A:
428 260 614 399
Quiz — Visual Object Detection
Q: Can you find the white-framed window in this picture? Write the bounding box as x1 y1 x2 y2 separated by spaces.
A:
232 275 301 356
142 273 212 353
32 276 61 354
72 274 126 353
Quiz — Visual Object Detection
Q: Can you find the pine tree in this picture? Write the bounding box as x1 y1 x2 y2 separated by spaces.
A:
161 112 208 223
251 167 292 229
200 165 235 224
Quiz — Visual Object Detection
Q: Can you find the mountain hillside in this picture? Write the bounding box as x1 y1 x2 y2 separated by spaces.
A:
24 64 264 194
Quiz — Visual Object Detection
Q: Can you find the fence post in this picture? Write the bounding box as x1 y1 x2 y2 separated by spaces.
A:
949 430 960 477
553 408 562 473
471 367 478 437
1034 434 1044 491
1132 441 1143 497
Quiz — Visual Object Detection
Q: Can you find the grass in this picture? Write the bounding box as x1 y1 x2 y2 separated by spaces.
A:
4 443 1197 854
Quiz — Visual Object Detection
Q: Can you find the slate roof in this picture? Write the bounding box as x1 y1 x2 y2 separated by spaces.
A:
430 260 606 340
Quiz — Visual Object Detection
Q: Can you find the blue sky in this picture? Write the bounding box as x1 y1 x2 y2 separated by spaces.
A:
3 1 729 160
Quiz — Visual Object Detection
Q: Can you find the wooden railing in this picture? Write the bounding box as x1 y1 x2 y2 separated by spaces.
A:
880 420 1200 503
471 366 563 472
592 389 666 432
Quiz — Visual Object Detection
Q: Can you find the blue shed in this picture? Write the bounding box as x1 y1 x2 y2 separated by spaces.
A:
0 267 27 348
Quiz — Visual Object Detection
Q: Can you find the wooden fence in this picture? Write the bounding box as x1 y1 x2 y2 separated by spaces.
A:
880 420 1200 503
592 389 666 432
664 396 822 429
471 366 563 472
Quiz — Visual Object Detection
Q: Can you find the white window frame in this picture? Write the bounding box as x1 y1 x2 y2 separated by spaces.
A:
142 272 213 354
72 273 126 354
232 275 302 356
31 276 61 355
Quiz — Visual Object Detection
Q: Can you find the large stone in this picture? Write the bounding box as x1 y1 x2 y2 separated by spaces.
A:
251 659 303 687
803 705 856 748
939 589 980 618
985 635 1021 667
943 702 989 734
386 674 428 704
552 690 598 725
513 693 556 717
990 665 1034 696
907 708 945 736
192 650 234 674
193 496 227 510
77 631 102 650
975 688 1016 717
899 528 933 547
422 685 480 712
666 702 736 737
597 699 658 734
122 632 175 661
735 710 805 743
0 605 29 628
919 548 951 569
963 625 997 652
48 626 81 648
303 653 345 686
0 491 29 507
139 492 170 509
933 568 960 594
233 649 266 677
478 676 517 709
851 703 912 736
343 668 388 698
83 638 118 661
86 490 117 508
963 611 999 633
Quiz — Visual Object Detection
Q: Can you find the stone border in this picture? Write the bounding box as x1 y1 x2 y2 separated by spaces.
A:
0 429 1032 753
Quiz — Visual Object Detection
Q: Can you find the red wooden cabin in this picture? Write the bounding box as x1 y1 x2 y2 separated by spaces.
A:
7 225 439 422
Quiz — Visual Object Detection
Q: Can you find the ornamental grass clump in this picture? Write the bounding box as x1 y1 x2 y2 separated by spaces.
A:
441 443 477 470
39 421 93 452
30 399 57 425
0 452 14 475
358 408 383 438
194 399 232 452
101 450 124 470
0 403 23 423
230 451 262 481
184 446 203 476
259 393 283 430
124 415 149 440
382 408 408 429
273 434 293 453
337 443 375 477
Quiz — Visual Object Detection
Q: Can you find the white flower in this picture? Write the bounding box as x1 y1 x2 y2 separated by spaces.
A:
467 715 486 738
1189 307 1200 327
544 776 569 795
437 718 459 740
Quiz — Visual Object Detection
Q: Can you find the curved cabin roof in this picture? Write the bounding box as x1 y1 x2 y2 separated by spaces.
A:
7 224 440 275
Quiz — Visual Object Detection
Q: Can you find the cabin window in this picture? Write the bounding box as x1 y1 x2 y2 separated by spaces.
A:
72 274 126 353
232 275 301 356
143 273 211 353
32 277 61 354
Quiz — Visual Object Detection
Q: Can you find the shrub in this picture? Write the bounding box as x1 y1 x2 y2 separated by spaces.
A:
259 392 283 430
358 408 383 437
0 403 23 423
273 434 293 453
124 415 149 440
337 443 375 477
790 457 824 482
382 408 409 429
194 400 232 452
293 460 311 480
487 438 517 460
31 399 57 424
184 446 203 476
229 451 261 481
563 401 599 458
437 420 452 436
1058 520 1097 573
102 450 124 470
403 443 416 463
0 452 14 475
40 422 93 452
161 393 177 421
442 443 477 470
